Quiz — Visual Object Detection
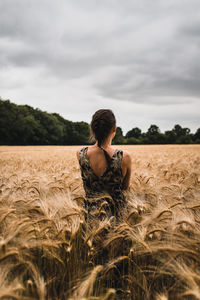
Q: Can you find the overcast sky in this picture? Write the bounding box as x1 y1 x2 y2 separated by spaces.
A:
0 0 200 134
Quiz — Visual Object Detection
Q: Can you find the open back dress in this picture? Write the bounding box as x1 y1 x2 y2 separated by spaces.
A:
78 146 126 219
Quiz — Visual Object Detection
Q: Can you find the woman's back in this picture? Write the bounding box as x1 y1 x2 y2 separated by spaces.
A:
84 145 126 177
78 146 126 218
76 109 131 220
79 146 124 196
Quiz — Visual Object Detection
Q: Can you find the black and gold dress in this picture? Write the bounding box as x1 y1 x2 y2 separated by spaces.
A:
78 146 126 220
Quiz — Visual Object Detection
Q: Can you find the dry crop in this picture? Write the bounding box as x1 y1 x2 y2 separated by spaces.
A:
0 145 200 300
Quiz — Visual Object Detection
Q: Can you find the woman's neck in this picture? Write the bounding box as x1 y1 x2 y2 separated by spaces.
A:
95 137 113 149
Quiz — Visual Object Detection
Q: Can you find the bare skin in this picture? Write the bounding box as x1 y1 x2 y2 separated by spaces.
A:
76 125 132 190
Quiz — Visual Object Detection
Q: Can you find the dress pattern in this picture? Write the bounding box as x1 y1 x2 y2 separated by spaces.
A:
78 146 126 219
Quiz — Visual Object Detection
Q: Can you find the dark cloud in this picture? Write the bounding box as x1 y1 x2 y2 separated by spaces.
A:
0 0 199 132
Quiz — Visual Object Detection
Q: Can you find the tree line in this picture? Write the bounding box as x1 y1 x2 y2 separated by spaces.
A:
0 98 199 145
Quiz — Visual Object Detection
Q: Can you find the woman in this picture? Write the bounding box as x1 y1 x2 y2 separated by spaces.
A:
76 109 132 220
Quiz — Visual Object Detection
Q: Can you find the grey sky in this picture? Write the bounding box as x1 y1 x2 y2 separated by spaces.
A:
0 0 199 134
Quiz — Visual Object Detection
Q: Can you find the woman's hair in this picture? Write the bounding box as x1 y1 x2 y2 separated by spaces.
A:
90 109 116 164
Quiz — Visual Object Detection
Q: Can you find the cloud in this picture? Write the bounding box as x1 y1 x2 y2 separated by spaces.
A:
0 0 199 132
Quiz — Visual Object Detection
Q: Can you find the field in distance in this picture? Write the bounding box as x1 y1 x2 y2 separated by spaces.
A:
0 145 200 300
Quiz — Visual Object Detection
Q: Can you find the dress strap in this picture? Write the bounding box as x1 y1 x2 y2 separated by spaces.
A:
111 149 123 169
78 146 88 165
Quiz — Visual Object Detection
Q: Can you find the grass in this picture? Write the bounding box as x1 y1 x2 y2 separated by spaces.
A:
0 145 200 299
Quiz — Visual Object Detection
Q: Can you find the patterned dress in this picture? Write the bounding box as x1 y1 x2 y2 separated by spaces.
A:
78 146 126 220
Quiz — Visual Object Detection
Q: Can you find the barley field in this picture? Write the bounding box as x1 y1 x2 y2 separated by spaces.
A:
0 145 200 300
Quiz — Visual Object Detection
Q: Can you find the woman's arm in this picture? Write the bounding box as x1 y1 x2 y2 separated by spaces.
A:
122 151 132 190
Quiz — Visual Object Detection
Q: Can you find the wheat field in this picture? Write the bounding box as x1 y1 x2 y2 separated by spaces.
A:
0 145 200 300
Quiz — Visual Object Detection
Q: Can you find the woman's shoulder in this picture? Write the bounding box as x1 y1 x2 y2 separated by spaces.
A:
122 150 131 158
76 146 88 160
121 150 132 167
114 149 131 165
114 148 130 157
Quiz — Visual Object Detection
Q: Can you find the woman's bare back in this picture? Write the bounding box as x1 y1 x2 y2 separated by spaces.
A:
86 146 117 177
77 145 131 185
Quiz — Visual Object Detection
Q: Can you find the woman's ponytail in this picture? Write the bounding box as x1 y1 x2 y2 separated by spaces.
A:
90 109 116 167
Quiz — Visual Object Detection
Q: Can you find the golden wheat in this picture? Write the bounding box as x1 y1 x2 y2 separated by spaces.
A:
0 145 200 299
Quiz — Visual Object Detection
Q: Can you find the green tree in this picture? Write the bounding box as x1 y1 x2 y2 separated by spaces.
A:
126 127 142 139
172 124 192 144
126 137 140 144
113 127 125 144
72 122 90 145
164 130 176 144
147 125 160 135
146 125 164 144
194 128 200 143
